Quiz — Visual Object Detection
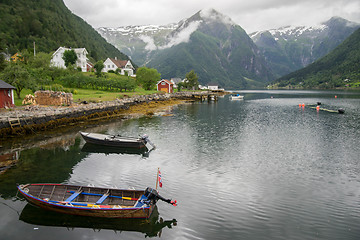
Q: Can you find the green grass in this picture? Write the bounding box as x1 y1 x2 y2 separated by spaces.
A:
14 89 33 106
14 87 159 106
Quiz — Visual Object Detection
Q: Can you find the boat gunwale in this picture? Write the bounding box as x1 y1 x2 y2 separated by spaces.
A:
80 132 144 142
17 184 151 212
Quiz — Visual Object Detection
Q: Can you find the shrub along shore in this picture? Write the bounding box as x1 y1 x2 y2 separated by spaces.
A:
0 91 220 138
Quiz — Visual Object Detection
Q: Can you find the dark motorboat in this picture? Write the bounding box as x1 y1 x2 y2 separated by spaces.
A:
20 204 177 237
79 132 155 149
17 183 176 219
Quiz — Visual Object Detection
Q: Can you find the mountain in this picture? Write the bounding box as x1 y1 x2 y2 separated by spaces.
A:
0 0 129 62
98 9 274 89
274 27 360 89
250 17 360 78
147 9 275 88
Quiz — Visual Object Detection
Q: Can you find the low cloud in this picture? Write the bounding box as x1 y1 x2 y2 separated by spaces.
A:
161 21 202 49
139 35 157 51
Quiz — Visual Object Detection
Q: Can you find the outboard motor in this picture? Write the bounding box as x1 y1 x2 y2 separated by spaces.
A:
338 108 345 114
142 134 156 149
144 187 159 202
144 187 177 206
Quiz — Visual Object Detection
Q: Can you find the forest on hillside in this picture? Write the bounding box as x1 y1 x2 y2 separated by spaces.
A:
0 0 128 62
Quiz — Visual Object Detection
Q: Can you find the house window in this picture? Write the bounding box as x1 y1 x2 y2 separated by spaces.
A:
112 65 115 68
161 82 166 85
8 90 11 97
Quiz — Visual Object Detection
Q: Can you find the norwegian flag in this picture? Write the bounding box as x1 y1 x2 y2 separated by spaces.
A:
158 169 163 188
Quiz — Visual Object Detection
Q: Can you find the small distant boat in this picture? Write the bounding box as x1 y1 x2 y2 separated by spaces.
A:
17 183 176 219
79 132 154 149
229 94 244 100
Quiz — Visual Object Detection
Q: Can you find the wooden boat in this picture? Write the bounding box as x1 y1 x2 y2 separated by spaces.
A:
79 132 155 149
17 183 176 219
229 94 244 100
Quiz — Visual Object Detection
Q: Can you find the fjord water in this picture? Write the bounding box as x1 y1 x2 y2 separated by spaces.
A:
1 90 360 240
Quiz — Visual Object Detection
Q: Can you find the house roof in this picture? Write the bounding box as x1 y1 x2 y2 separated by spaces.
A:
158 79 173 85
52 47 88 56
109 59 132 69
0 80 16 89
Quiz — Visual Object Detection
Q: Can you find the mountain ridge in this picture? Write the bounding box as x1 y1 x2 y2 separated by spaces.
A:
96 9 359 88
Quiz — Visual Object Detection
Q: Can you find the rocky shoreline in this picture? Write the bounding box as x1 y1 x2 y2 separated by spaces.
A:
0 91 223 138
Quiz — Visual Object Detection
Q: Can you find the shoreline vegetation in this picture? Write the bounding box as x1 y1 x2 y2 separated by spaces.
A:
0 91 227 139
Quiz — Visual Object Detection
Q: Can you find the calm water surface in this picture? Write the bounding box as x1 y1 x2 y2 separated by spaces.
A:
1 90 360 240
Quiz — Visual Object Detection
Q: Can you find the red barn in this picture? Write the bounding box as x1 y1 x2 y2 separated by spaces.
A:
157 79 174 93
0 80 16 108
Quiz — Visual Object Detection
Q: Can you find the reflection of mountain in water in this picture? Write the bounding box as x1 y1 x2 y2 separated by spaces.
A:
20 204 177 238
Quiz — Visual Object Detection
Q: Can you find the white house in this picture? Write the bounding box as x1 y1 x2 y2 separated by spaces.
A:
50 47 89 72
102 58 135 76
207 82 219 91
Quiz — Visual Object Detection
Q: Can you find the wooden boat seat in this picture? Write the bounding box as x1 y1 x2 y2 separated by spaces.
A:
96 193 109 204
65 191 82 202
134 195 148 208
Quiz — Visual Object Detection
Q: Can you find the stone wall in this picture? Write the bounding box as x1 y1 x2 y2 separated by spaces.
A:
35 91 73 106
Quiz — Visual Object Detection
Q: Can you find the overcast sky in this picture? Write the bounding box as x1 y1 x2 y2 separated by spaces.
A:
63 0 360 33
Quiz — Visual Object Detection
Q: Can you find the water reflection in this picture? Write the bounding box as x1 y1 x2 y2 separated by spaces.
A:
81 143 153 157
1 90 360 240
0 138 87 199
20 204 177 238
0 151 19 175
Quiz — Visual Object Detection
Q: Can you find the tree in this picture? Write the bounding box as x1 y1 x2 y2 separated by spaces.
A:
185 70 199 90
94 61 104 77
136 67 161 90
0 54 6 72
62 50 77 68
1 62 34 99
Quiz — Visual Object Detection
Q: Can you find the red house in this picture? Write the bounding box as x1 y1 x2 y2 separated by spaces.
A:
157 79 174 93
0 80 16 108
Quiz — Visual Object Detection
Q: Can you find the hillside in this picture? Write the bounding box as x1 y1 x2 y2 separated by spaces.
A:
250 17 360 78
274 27 360 89
0 0 128 62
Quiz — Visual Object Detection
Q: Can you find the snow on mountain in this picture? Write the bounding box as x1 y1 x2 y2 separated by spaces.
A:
250 24 328 42
98 24 178 38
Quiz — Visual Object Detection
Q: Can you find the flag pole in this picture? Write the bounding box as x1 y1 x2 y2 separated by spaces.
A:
156 167 159 190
